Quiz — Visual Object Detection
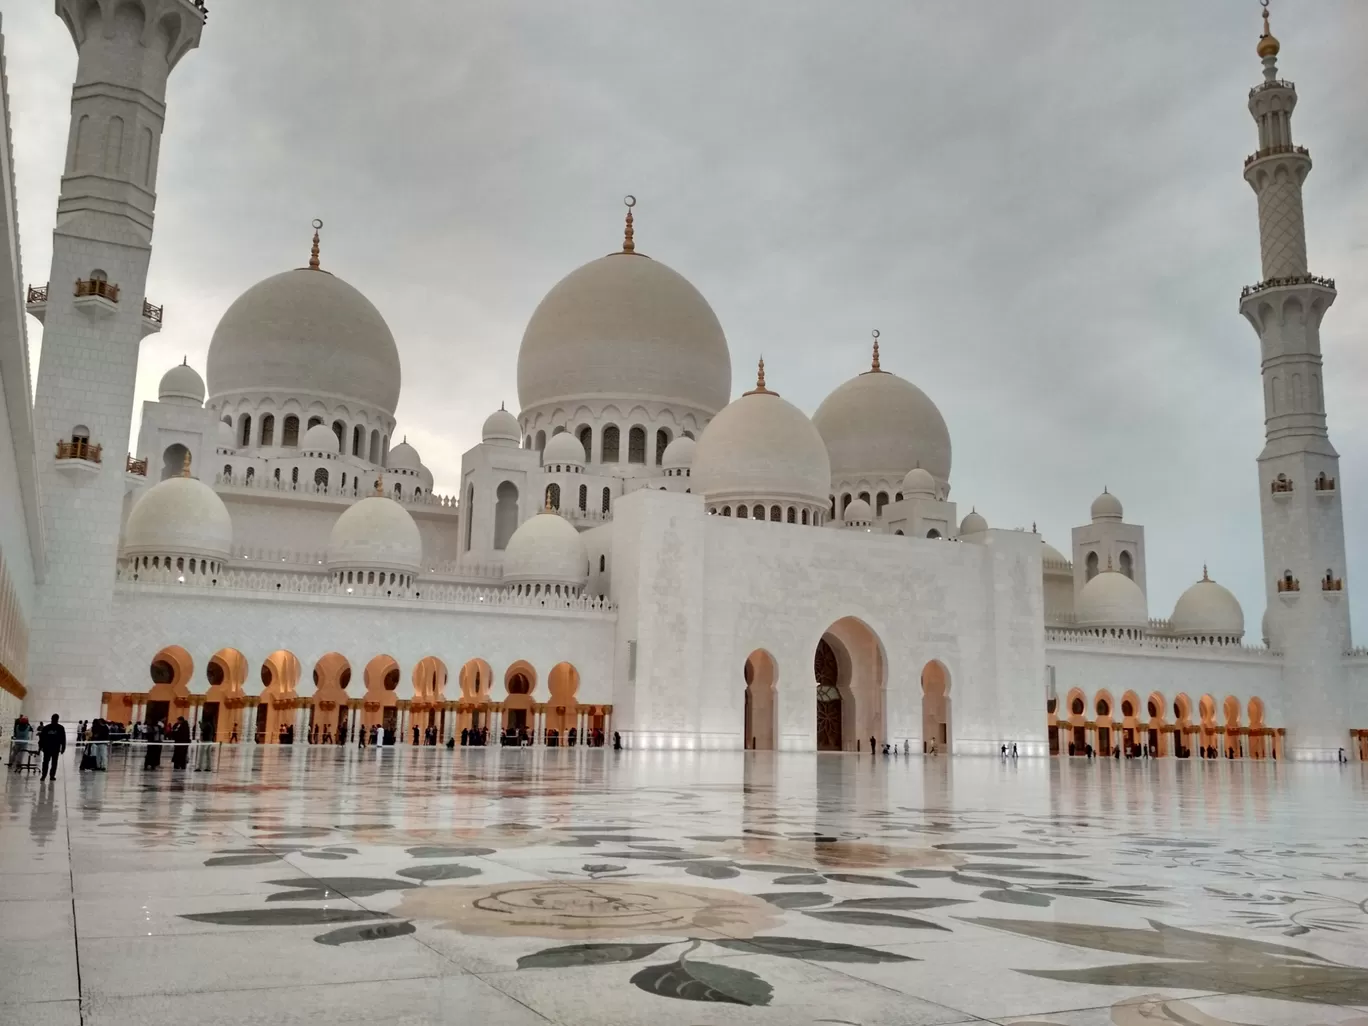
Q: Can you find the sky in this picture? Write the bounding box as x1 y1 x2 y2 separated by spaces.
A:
2 0 1365 639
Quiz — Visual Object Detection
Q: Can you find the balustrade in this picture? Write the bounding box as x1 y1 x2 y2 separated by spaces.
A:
126 455 148 476
74 278 119 302
56 439 101 462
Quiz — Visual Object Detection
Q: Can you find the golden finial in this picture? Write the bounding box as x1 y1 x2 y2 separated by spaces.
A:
743 356 778 396
374 477 384 496
1257 0 1280 58
181 449 192 478
871 329 882 372
308 219 323 270
622 195 636 254
1202 564 1210 581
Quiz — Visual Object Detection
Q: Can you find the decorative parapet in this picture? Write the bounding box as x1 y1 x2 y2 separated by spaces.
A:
1249 78 1295 96
426 560 504 580
213 472 458 511
114 564 615 615
1042 557 1073 573
1243 142 1309 167
1045 627 1277 660
1240 274 1335 299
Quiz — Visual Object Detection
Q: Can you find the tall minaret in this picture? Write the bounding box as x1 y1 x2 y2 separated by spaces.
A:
1238 3 1350 759
26 1 205 720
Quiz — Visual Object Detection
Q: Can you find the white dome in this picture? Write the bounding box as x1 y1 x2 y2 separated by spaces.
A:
206 267 402 415
518 250 731 415
693 373 831 507
661 435 696 470
328 495 422 572
123 475 232 561
158 362 205 406
503 511 588 587
1091 489 1124 522
482 407 521 446
302 423 340 453
542 431 586 466
902 467 937 498
813 366 951 489
216 420 235 448
388 439 422 470
843 498 873 524
1042 539 1070 565
959 509 988 535
1171 571 1244 639
1077 570 1148 628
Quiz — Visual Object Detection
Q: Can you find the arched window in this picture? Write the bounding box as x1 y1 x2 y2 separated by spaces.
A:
829 495 836 519
655 428 671 465
927 528 941 539
721 506 731 517
314 467 328 490
282 415 299 447
291 466 299 486
601 487 611 514
573 425 592 460
352 424 363 456
160 443 188 481
841 493 852 514
524 435 532 450
786 507 796 523
307 416 323 430
330 420 344 450
273 468 281 483
238 414 252 447
369 429 380 464
876 491 889 516
494 481 519 550
381 435 389 465
628 426 647 463
1119 550 1134 579
599 555 606 572
753 507 765 521
801 509 809 525
895 492 903 502
770 505 781 522
245 466 255 482
1086 551 1099 580
394 482 403 497
464 485 474 551
535 430 546 453
545 483 561 510
858 491 871 505
259 414 275 447
578 484 587 511
737 505 748 519
222 464 232 481
602 425 620 462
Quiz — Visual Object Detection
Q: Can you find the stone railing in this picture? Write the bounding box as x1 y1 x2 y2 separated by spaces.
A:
115 564 616 615
1241 274 1336 299
426 561 505 580
56 439 101 462
1042 558 1073 573
231 547 328 567
1249 78 1295 97
1045 627 1277 659
213 472 457 511
1243 143 1309 168
561 507 612 525
1346 647 1368 659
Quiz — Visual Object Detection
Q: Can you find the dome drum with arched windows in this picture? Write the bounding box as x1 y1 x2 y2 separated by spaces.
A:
502 510 588 597
661 435 695 477
842 498 873 529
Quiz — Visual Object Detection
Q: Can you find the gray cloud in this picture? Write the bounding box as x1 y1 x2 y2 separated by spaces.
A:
5 0 1365 639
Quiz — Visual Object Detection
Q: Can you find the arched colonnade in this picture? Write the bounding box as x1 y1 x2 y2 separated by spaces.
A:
1047 688 1281 759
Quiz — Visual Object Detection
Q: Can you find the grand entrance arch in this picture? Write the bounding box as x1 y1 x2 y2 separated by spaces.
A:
814 617 886 752
743 649 777 750
921 661 950 754
147 645 193 729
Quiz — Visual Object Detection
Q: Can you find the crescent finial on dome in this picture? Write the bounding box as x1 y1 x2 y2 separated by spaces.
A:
374 477 383 496
744 356 778 397
1257 0 1280 58
621 195 636 254
181 449 192 478
871 329 881 373
1202 563 1210 581
308 218 324 271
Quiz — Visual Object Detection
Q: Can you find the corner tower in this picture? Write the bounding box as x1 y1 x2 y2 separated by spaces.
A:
26 0 205 720
1237 4 1350 758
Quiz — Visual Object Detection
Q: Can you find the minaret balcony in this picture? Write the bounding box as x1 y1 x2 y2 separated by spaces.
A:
25 284 48 323
140 299 164 338
1314 474 1336 497
1276 575 1300 604
126 455 148 477
1243 143 1309 169
73 278 120 319
1240 274 1335 300
55 439 102 477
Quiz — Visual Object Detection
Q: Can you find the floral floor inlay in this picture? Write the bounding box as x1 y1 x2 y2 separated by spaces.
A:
4 746 1368 1024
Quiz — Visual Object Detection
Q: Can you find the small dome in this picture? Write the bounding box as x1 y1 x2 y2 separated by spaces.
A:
959 509 988 535
302 423 340 453
206 267 402 415
216 420 235 448
1090 489 1124 522
416 464 434 491
158 362 205 406
328 495 422 572
1171 570 1244 639
388 439 422 470
482 407 521 446
518 249 731 416
693 368 831 508
902 467 937 498
542 431 586 466
1077 570 1148 629
123 475 233 561
843 498 873 524
1041 539 1070 566
661 435 696 470
813 365 951 491
503 511 588 588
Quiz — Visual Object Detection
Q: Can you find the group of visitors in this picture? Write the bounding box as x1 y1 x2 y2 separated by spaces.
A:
135 717 194 770
5 713 66 780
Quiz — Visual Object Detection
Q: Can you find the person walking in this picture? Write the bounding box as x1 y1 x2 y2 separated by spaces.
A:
92 717 110 771
38 714 66 781
171 717 191 770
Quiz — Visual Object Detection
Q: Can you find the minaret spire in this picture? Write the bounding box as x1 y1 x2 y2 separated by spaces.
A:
870 329 881 373
308 219 323 270
621 195 636 254
1237 7 1350 759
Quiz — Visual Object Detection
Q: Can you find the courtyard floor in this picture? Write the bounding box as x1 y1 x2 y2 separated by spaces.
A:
3 745 1368 1025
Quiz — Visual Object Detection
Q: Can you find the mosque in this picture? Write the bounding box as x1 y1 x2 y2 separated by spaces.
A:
0 0 1364 759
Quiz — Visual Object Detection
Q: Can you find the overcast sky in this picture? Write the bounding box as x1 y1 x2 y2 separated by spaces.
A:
3 0 1365 639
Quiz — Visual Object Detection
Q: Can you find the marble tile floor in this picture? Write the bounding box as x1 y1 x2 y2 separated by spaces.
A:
3 744 1368 1025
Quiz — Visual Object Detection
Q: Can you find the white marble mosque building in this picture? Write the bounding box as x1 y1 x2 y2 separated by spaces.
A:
1 1 1365 759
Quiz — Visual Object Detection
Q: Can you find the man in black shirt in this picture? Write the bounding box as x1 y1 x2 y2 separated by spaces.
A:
38 714 66 781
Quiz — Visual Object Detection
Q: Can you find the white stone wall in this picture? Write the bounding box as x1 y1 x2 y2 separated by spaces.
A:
1072 519 1147 600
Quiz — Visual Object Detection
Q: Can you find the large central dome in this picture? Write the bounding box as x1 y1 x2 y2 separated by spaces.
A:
517 250 731 415
206 268 402 414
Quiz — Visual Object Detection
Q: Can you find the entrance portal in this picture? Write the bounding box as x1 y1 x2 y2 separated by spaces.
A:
921 661 950 754
743 649 777 750
814 639 842 751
